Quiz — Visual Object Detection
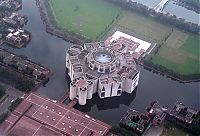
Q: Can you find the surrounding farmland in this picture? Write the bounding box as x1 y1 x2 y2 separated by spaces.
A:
48 0 122 41
150 30 200 75
181 34 200 57
46 0 199 76
115 11 199 76
116 11 172 42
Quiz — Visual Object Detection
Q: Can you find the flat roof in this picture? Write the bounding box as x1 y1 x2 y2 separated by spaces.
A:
0 93 111 136
111 31 151 52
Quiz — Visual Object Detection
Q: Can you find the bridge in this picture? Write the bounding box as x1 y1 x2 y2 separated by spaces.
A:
154 0 170 13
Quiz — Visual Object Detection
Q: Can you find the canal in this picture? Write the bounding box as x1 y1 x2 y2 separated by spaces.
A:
2 0 199 125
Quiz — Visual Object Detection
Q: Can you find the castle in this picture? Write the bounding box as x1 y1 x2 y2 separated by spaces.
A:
66 32 145 105
66 41 140 105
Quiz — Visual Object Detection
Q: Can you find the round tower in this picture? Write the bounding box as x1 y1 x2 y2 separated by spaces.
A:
78 87 87 105
87 81 93 99
69 82 76 100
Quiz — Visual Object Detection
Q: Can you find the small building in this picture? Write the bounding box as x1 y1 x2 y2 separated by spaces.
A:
146 101 168 126
5 28 31 48
120 109 151 135
105 31 153 60
0 0 22 11
168 102 199 125
2 12 27 27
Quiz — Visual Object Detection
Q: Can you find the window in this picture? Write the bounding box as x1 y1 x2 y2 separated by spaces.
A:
118 84 121 89
89 63 94 69
101 92 105 97
102 87 105 92
99 67 104 73
132 82 136 88
134 75 139 81
117 90 121 95
98 66 105 73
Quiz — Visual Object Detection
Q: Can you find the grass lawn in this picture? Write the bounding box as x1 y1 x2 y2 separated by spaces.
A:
116 11 172 42
181 34 200 57
48 0 122 41
150 30 200 75
0 85 6 99
151 54 200 75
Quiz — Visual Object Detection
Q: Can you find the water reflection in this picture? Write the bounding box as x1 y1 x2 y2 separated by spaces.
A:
75 90 137 112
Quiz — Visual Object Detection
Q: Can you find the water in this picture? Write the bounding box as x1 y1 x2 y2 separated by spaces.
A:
3 0 199 125
3 0 71 99
163 1 200 24
133 0 200 25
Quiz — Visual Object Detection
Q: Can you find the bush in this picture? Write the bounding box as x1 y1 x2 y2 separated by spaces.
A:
0 112 9 124
8 98 22 112
0 67 35 92
0 85 6 99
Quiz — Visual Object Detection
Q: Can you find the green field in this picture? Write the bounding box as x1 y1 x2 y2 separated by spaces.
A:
47 0 199 76
48 0 122 40
116 11 172 42
150 30 200 75
115 11 199 76
181 34 200 57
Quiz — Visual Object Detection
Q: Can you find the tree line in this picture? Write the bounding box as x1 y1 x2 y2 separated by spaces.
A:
105 0 200 35
0 67 35 92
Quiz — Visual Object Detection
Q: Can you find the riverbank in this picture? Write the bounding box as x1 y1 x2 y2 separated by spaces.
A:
35 0 93 45
47 0 123 41
138 60 200 83
0 48 52 92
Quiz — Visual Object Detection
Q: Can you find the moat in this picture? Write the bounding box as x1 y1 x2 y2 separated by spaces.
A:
2 0 199 125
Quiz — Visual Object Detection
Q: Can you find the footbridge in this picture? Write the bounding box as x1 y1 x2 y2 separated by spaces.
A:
154 0 170 12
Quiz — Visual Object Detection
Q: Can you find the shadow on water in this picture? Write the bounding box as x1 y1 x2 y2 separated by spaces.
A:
74 89 137 112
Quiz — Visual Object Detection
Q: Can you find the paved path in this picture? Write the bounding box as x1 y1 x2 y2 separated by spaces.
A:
154 0 170 12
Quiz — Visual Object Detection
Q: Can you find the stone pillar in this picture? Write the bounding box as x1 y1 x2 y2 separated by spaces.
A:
78 88 87 105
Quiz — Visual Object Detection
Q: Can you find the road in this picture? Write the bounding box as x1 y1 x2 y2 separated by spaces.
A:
0 82 24 114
